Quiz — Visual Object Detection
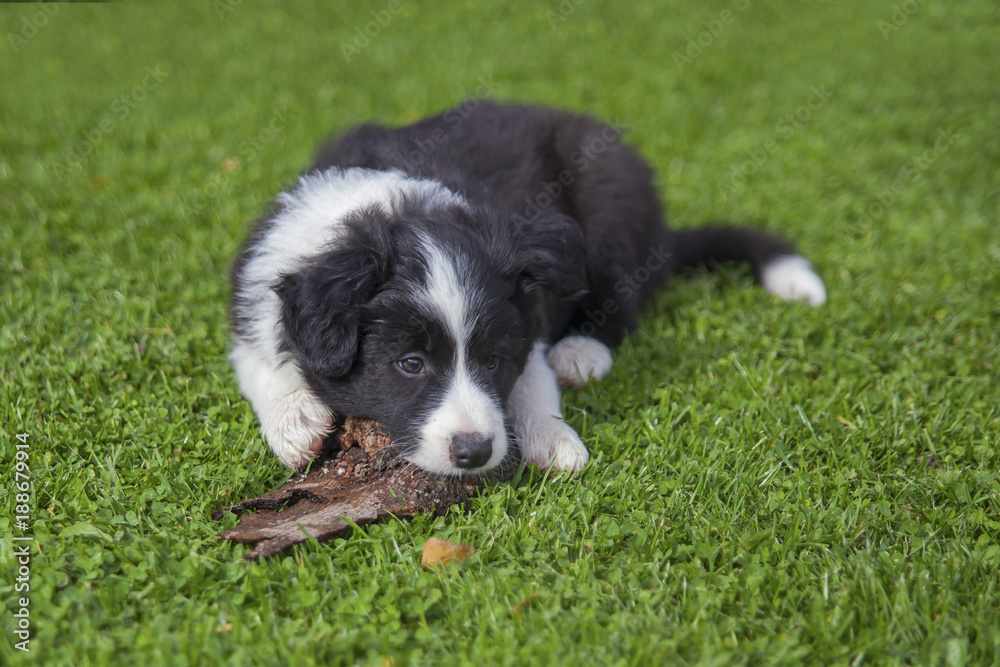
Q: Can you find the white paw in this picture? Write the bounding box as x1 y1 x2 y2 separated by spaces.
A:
547 336 613 388
760 255 826 306
520 421 590 471
261 390 334 469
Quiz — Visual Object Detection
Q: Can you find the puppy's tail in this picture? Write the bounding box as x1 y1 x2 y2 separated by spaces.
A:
667 224 826 305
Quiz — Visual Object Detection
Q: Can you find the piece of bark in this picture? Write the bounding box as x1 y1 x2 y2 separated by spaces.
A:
212 417 518 560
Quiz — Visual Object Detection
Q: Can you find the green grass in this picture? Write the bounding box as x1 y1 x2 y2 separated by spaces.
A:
2 1 999 664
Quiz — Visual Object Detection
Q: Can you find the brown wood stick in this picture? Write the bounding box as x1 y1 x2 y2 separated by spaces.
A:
212 417 518 560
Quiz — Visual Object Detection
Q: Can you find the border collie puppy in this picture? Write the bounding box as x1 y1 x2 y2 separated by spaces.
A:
229 101 825 476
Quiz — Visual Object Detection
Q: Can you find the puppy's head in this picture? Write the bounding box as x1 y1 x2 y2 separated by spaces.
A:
275 201 586 476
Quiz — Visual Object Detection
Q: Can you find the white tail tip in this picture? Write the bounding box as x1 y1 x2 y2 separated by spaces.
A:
761 255 827 306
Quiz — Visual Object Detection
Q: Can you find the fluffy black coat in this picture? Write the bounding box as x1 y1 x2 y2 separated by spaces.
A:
304 102 794 347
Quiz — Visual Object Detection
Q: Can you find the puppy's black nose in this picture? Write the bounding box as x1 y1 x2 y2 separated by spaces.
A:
451 433 493 469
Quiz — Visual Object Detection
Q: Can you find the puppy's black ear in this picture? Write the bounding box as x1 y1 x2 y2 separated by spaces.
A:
275 241 389 378
506 212 589 299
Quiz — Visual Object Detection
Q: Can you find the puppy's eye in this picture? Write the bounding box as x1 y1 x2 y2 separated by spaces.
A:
485 354 500 371
397 357 425 375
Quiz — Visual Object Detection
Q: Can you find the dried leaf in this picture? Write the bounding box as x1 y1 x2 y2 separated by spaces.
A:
836 415 856 429
420 537 474 567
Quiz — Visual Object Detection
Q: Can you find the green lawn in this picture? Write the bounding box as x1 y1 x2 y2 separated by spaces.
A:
2 1 999 664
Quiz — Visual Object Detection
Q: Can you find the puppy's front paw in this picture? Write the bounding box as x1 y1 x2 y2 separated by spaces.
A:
547 336 613 388
521 421 589 472
261 390 334 469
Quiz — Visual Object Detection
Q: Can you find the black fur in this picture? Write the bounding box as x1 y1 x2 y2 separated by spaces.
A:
308 101 796 347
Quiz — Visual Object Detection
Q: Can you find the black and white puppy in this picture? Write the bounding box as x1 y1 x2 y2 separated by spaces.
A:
229 102 825 476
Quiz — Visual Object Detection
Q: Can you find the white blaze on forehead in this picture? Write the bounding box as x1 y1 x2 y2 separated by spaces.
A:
418 239 471 353
409 238 507 476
